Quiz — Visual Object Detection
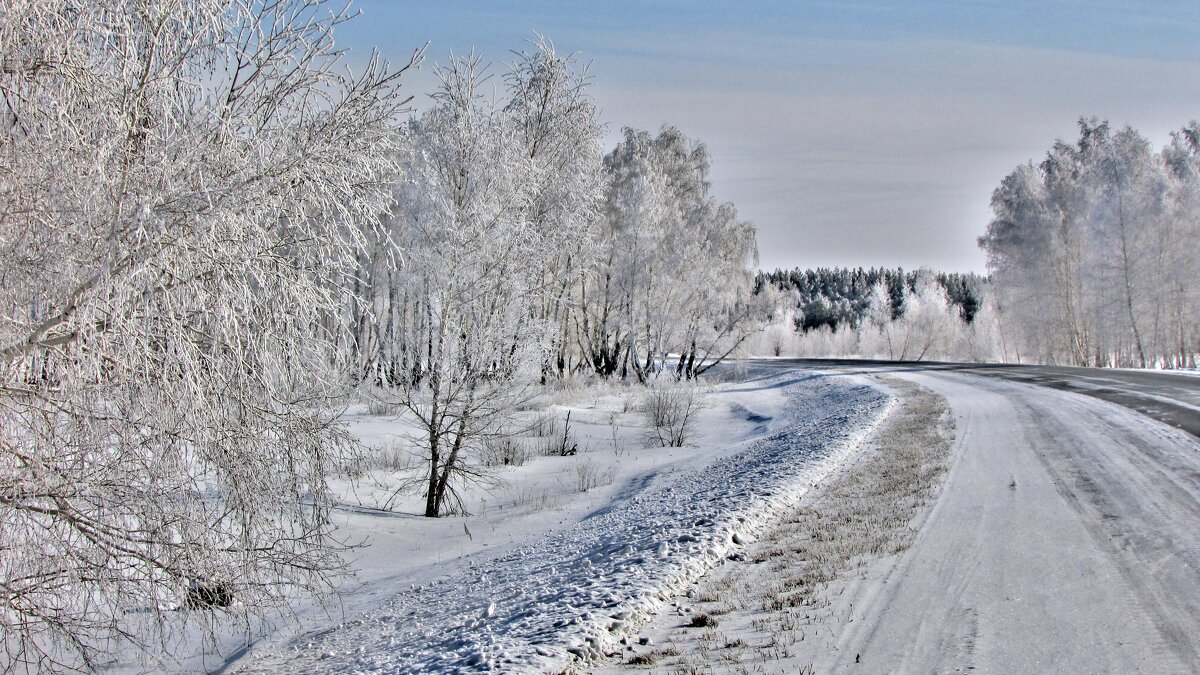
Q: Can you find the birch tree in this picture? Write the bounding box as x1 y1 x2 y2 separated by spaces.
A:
1161 124 1200 368
584 126 757 381
504 37 604 378
981 118 1200 367
374 41 604 517
0 1 417 669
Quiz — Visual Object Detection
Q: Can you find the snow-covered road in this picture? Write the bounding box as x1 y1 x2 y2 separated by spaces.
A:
827 370 1200 672
779 357 1200 439
232 372 889 673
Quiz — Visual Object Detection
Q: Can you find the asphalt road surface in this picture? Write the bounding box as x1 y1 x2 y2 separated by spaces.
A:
756 358 1200 440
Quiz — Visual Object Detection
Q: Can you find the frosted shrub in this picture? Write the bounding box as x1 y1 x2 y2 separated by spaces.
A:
642 384 705 447
481 436 532 468
378 39 605 517
539 411 579 456
365 439 420 473
570 458 616 493
531 411 563 438
363 388 402 416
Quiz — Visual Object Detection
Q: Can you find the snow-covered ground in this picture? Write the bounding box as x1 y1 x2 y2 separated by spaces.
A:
597 375 953 672
207 369 889 672
602 366 1200 673
832 371 1200 672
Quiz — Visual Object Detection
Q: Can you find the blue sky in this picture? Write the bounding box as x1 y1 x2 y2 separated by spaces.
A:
337 1 1200 272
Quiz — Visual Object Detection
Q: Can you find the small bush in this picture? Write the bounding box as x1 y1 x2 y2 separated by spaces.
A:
359 385 400 415
627 646 681 666
608 412 625 457
499 484 556 513
540 410 578 456
531 411 562 438
366 399 399 416
569 458 615 493
360 438 418 473
545 378 588 406
642 385 705 447
480 435 532 467
688 613 718 628
626 652 657 666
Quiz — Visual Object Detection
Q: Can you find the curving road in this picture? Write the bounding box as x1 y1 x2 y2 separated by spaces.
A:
759 358 1200 440
751 359 1200 673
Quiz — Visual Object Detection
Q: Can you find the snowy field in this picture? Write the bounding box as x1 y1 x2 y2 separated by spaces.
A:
209 369 889 673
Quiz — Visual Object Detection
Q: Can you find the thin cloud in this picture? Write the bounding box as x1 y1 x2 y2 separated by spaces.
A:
341 1 1200 272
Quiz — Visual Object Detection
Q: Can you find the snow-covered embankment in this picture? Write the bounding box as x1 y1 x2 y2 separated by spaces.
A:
239 371 890 673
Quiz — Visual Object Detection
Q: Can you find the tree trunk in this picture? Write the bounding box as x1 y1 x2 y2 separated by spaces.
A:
424 432 441 517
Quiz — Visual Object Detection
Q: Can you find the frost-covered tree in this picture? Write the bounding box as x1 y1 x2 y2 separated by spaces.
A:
862 281 900 359
367 41 603 517
386 54 538 517
980 119 1200 367
580 127 758 381
576 136 671 378
894 272 955 361
1161 124 1200 368
504 37 605 379
0 1 417 669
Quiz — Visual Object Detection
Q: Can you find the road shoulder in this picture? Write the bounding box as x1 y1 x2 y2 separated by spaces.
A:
595 376 954 672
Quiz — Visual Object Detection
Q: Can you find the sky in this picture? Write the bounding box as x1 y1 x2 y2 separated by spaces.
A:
335 1 1200 273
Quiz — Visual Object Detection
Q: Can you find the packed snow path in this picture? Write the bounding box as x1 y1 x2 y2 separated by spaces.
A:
821 370 1200 672
235 373 888 673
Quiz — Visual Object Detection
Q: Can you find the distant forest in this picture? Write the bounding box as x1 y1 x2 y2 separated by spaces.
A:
756 267 987 332
753 120 1200 370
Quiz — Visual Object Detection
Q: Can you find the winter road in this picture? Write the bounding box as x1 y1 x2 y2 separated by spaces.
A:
759 359 1200 673
771 358 1200 440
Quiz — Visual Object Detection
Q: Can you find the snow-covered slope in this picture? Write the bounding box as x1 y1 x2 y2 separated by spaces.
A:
231 372 889 673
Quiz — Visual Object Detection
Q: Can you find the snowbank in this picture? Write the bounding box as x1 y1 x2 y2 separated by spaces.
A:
236 372 889 673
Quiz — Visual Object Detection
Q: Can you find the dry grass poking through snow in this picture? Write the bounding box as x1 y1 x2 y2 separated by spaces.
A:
611 376 953 672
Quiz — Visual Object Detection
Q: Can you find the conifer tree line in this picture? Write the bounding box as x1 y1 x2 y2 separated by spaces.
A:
756 267 985 332
750 267 996 362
